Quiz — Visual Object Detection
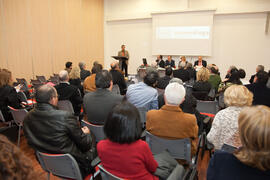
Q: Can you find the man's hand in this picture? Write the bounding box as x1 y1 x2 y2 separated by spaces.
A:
81 126 90 134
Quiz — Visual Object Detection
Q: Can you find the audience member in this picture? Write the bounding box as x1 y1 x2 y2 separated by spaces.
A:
110 61 127 95
207 106 270 180
194 56 207 70
23 85 96 178
65 61 72 74
98 101 159 179
83 70 123 125
79 62 91 81
249 65 264 84
207 85 253 149
185 63 196 81
54 70 82 116
239 68 249 85
246 71 270 107
156 67 172 89
192 67 212 100
173 61 190 82
165 55 176 68
208 66 221 92
83 63 103 92
156 55 165 68
0 69 22 121
126 71 159 110
147 82 198 156
267 70 270 88
218 68 242 93
0 134 40 180
69 66 84 96
224 65 237 79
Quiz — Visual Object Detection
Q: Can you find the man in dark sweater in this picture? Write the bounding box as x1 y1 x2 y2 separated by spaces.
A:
246 71 270 107
110 61 127 95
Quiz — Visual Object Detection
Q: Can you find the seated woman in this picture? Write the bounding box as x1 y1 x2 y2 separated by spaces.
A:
192 67 212 100
0 69 22 121
97 101 159 180
207 85 253 150
207 105 270 180
69 67 83 96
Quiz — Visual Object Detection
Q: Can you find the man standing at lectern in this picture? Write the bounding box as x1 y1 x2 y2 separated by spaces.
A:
118 44 129 77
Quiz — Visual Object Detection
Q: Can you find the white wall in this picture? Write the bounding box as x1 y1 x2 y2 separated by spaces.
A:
104 0 270 78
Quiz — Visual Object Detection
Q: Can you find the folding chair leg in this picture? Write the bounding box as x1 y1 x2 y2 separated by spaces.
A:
47 172 50 180
17 126 21 147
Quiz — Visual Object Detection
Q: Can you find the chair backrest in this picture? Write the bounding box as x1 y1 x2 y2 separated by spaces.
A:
98 164 123 180
8 106 28 126
18 91 28 104
81 120 105 142
196 100 219 115
30 79 43 90
137 107 147 126
36 75 47 83
145 131 191 165
0 110 5 122
57 100 74 114
112 84 120 95
36 151 82 180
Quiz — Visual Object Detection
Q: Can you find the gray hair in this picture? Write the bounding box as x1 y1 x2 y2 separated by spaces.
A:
164 82 186 106
78 62 85 70
169 78 183 85
257 65 264 72
59 70 69 81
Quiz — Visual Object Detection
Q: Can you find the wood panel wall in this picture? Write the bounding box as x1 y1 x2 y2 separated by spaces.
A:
0 0 104 82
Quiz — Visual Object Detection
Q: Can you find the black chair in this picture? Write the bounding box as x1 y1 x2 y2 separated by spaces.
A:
36 75 47 83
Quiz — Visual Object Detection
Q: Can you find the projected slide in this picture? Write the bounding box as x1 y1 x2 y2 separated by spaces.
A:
156 26 210 39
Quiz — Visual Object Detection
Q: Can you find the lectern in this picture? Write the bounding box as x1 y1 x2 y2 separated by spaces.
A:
111 56 128 70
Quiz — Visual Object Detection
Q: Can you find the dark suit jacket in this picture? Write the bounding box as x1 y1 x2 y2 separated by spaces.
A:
83 89 123 125
165 60 175 68
249 74 255 84
54 82 83 116
246 83 270 107
157 76 171 89
192 81 212 100
194 60 207 67
80 69 91 81
69 78 84 96
173 68 190 82
110 69 127 95
157 59 165 68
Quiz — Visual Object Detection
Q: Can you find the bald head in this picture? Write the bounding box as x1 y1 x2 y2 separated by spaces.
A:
59 70 69 82
35 84 57 104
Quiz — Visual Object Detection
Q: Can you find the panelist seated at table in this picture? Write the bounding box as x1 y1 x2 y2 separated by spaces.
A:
165 56 176 68
194 56 207 71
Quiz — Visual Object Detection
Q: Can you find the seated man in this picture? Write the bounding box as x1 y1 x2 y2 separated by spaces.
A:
54 70 82 116
165 55 176 68
83 63 103 92
146 82 198 156
110 61 127 95
156 67 172 89
79 62 91 81
249 65 264 84
126 71 159 110
23 85 95 178
83 70 123 125
173 61 190 82
246 71 270 107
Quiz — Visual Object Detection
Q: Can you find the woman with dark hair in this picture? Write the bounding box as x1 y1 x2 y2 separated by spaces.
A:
0 69 22 121
207 106 270 179
0 135 40 180
97 101 159 179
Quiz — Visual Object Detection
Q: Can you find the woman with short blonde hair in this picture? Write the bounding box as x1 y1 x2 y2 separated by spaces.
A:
69 67 83 96
207 85 253 149
207 106 270 179
192 67 212 100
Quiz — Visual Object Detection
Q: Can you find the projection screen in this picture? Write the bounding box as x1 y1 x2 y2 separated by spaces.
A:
152 10 215 56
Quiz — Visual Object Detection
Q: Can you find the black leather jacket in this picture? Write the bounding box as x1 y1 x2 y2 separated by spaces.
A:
23 103 95 175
